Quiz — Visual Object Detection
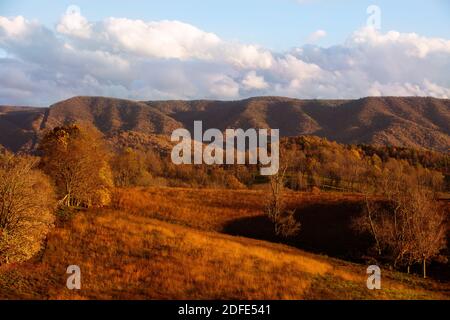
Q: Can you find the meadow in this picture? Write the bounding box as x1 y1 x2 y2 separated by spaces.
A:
1 187 448 300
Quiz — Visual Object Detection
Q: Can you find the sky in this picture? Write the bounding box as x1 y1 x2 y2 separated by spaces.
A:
0 0 449 105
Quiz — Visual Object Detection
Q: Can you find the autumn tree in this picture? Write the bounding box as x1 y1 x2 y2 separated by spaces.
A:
405 188 447 278
354 160 447 278
111 148 151 187
265 149 300 238
0 153 55 264
39 124 113 208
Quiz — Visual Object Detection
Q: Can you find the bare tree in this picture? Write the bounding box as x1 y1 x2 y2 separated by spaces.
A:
0 153 55 264
406 188 447 278
354 162 447 278
265 149 300 238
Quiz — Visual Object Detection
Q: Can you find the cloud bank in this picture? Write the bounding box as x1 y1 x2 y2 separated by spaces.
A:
0 12 449 105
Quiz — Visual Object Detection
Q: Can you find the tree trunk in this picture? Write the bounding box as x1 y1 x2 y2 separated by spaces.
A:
407 265 410 274
423 258 427 279
365 196 381 255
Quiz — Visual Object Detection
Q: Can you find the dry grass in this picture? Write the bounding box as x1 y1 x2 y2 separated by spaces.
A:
0 187 448 300
111 187 363 231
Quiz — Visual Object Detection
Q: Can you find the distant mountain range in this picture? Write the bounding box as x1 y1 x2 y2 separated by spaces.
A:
0 96 449 152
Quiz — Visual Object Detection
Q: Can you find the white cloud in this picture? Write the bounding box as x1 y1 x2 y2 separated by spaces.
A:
350 27 450 58
102 18 221 60
56 15 274 69
307 29 327 43
207 74 240 98
242 71 269 90
101 18 274 69
0 15 449 105
0 16 29 37
223 43 273 69
56 7 92 39
368 79 450 98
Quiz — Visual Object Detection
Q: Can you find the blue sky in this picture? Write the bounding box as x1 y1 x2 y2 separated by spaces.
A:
1 0 449 50
0 0 449 105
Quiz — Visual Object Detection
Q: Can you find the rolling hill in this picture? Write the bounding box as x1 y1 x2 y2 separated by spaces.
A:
0 96 449 152
1 187 448 299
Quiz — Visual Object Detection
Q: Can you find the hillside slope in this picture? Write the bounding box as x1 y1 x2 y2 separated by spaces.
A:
0 187 448 300
0 106 45 151
0 96 449 152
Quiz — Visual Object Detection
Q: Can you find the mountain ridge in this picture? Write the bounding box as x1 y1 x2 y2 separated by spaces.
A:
0 95 449 152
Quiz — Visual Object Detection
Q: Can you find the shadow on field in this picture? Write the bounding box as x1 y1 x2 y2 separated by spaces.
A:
223 200 450 281
223 200 372 262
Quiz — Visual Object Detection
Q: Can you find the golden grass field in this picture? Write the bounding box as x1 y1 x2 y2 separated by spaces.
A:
0 187 448 300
